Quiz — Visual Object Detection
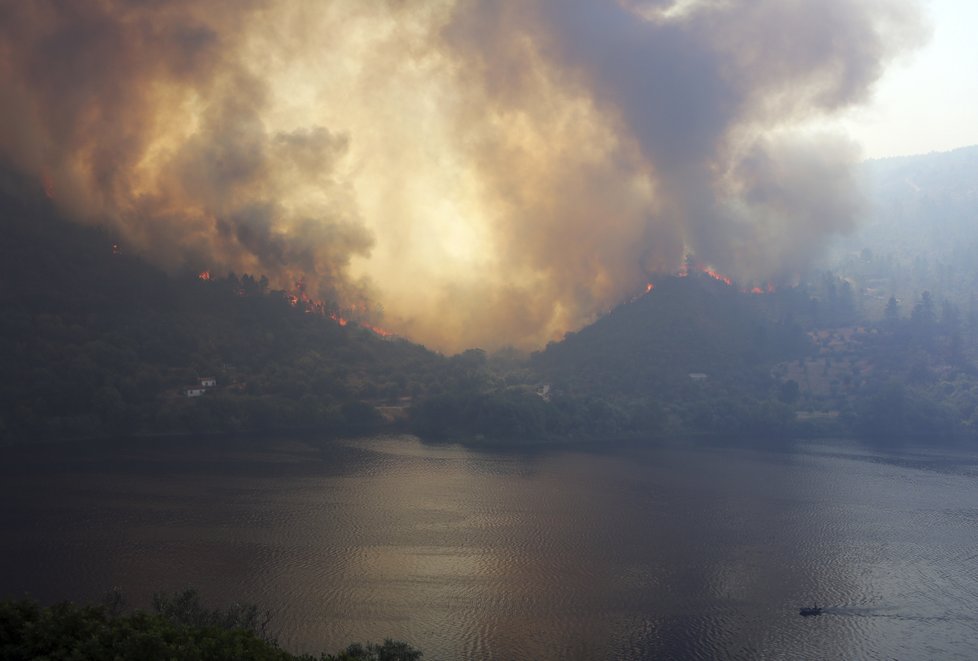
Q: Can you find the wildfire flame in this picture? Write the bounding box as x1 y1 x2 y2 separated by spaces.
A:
675 258 780 295
676 260 733 286
191 271 394 336
286 279 393 335
624 280 656 305
360 322 393 337
702 267 732 286
286 279 326 314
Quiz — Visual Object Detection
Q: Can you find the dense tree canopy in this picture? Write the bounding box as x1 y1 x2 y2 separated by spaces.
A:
0 591 422 661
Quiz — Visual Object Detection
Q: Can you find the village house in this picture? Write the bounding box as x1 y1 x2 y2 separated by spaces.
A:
184 377 218 398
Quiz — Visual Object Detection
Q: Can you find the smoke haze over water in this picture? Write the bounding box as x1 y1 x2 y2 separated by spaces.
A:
0 0 925 351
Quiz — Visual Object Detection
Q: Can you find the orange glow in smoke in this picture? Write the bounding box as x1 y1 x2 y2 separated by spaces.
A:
41 172 54 199
198 270 211 281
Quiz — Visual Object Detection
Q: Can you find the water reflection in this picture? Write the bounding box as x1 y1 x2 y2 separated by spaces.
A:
1 435 977 659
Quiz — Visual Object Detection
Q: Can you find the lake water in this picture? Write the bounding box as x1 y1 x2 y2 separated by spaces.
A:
2 435 978 659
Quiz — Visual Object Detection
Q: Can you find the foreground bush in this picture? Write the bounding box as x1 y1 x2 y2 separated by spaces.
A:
0 593 422 661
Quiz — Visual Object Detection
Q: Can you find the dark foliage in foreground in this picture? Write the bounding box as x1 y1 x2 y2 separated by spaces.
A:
0 591 422 661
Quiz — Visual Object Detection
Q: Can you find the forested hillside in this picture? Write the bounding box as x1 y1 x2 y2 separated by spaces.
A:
527 276 812 436
797 145 978 442
5 146 978 446
830 145 978 318
0 172 815 444
0 171 447 443
532 275 809 395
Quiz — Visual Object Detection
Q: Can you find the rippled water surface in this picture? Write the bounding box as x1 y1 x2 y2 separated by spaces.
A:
2 435 978 659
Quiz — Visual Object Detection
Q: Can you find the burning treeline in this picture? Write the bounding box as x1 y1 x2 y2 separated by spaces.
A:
0 0 924 351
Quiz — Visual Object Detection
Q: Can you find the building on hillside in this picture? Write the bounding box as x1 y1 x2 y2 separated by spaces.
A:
184 377 217 397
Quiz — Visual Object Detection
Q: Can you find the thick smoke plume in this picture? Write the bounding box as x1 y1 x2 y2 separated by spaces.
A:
0 0 924 351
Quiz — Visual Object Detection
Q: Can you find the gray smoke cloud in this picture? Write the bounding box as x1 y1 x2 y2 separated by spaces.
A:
0 0 926 350
0 1 372 301
446 0 924 284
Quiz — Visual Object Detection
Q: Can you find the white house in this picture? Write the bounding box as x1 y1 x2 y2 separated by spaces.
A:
186 387 206 397
200 377 217 387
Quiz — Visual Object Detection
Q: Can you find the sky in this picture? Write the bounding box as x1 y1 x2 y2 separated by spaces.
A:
0 0 973 352
842 0 978 158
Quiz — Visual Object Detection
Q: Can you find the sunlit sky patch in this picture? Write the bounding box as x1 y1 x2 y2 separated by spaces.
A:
842 0 978 158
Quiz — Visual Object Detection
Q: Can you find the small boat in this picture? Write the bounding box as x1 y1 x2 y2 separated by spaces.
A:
799 604 823 616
